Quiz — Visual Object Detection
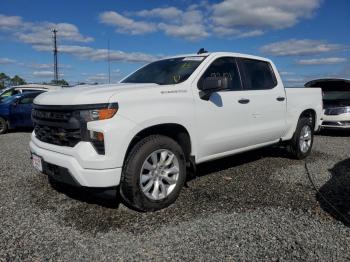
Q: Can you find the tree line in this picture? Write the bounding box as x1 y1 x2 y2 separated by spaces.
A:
0 72 69 89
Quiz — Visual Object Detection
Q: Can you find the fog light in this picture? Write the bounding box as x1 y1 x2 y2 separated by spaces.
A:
89 131 105 155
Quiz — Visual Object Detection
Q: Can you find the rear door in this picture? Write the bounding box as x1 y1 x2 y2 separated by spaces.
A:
236 58 287 145
11 93 41 127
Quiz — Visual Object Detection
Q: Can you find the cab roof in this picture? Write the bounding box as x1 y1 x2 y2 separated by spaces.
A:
164 52 272 63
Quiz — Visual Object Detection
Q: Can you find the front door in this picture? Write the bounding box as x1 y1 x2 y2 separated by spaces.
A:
193 57 257 161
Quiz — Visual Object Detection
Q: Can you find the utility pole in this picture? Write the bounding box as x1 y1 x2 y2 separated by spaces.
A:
108 39 111 84
52 29 59 84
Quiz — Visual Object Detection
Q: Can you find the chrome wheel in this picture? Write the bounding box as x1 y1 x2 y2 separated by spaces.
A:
0 118 5 134
140 149 180 201
299 125 312 153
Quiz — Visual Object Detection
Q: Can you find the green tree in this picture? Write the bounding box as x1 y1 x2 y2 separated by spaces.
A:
0 73 11 89
10 75 26 86
50 79 69 86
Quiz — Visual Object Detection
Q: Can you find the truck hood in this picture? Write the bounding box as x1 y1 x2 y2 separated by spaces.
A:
34 83 159 105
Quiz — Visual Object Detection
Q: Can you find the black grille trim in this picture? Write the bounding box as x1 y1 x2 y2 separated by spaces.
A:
32 105 86 148
33 103 117 111
34 125 82 147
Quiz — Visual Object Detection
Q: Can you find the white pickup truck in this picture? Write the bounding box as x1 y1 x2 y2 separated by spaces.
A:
30 52 322 211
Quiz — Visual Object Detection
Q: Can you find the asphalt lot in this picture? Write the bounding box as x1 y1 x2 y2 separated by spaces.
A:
1 130 350 261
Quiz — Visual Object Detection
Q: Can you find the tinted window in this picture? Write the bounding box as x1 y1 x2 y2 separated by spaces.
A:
19 92 43 104
0 89 19 98
199 57 241 91
122 57 206 85
239 59 277 90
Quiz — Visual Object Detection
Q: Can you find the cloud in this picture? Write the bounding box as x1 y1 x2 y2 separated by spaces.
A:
279 71 295 76
0 14 93 47
158 23 209 41
0 14 157 64
211 0 321 33
100 9 208 40
100 1 321 40
0 57 16 64
33 44 158 63
27 63 72 70
260 39 347 56
32 71 63 78
0 14 22 29
99 11 156 35
136 7 183 20
15 22 94 46
86 73 108 83
297 57 347 65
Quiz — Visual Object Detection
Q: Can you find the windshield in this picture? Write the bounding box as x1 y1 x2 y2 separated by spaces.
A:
0 95 17 104
0 89 19 101
122 56 206 85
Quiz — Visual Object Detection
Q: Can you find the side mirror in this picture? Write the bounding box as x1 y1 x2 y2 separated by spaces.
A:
199 77 228 100
11 98 19 107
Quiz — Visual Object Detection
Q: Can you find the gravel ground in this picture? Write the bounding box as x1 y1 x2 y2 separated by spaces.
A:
0 130 350 261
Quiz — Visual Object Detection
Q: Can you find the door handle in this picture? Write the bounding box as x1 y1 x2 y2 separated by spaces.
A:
238 98 250 104
276 96 285 102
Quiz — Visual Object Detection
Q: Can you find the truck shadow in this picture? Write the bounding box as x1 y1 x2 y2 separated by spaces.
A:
316 158 350 226
193 145 290 178
49 144 290 209
318 129 350 137
48 178 120 209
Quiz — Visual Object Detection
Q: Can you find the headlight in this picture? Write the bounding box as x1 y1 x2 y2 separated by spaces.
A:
324 107 350 115
79 103 118 122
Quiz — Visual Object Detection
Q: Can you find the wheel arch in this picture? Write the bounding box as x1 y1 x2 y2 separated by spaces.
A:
123 123 193 167
300 108 316 129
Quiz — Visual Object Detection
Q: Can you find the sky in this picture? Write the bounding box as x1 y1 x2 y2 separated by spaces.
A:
0 0 349 86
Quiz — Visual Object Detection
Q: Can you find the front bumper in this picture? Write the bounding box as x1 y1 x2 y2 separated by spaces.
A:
30 137 121 187
321 122 350 129
321 112 350 129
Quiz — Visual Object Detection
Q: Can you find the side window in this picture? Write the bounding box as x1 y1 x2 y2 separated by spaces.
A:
19 97 34 104
19 93 42 104
239 58 277 90
199 57 242 91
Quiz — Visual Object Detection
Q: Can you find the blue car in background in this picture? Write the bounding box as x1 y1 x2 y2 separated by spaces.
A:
0 91 45 134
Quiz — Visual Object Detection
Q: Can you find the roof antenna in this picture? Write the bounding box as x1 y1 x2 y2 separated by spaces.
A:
197 48 208 54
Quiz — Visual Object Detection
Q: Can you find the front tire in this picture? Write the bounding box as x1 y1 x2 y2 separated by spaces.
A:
287 116 314 159
120 135 186 212
0 117 8 135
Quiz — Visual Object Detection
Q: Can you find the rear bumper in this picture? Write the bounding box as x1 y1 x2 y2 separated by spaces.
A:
321 123 350 129
30 139 121 187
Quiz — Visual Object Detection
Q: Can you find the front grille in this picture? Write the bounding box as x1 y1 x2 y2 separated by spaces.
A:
32 106 84 147
34 124 82 147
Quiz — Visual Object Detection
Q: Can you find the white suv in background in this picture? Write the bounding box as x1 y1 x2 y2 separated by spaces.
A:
305 78 350 129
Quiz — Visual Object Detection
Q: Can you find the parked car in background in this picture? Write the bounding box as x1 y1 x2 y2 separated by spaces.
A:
30 52 322 211
305 78 350 129
0 91 45 134
0 84 61 102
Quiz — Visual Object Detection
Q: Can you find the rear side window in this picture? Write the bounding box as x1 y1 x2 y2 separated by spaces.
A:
238 58 277 90
19 92 43 104
199 57 242 91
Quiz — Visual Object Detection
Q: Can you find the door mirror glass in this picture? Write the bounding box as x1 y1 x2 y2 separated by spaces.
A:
201 76 228 91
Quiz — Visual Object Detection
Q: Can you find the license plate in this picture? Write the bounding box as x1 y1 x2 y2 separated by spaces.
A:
32 154 43 172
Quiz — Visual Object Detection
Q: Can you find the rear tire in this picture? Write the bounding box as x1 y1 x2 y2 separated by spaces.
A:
0 117 8 135
287 116 314 159
120 135 186 212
